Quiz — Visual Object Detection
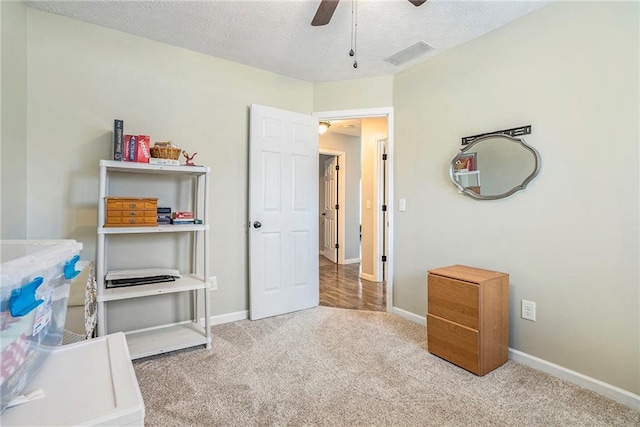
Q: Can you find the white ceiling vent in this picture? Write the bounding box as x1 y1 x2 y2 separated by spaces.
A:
384 41 434 66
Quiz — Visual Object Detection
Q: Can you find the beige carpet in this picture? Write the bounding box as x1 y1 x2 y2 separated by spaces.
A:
133 307 639 426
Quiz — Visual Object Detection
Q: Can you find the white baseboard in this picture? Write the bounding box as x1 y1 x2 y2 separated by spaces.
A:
206 310 249 326
360 272 376 282
509 348 640 410
342 258 360 265
390 308 639 410
391 307 426 325
199 310 248 328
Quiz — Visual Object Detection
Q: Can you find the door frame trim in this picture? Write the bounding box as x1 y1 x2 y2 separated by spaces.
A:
374 136 387 282
319 149 347 264
313 107 395 313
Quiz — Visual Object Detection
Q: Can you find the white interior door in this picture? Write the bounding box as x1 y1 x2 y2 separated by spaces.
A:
249 104 319 320
322 156 338 263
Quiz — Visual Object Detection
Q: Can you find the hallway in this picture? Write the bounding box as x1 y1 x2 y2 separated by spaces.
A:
319 256 386 312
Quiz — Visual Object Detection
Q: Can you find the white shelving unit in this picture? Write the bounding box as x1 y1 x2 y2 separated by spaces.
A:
96 160 212 359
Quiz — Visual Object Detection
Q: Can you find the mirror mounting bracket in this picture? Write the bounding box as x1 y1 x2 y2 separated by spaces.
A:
461 125 532 146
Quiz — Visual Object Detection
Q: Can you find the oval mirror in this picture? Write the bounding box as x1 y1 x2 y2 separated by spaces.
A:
449 133 540 200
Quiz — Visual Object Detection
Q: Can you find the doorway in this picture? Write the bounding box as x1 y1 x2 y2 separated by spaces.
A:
319 150 346 264
315 107 394 312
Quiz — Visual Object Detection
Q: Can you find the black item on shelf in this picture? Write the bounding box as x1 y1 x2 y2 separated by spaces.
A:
106 275 176 288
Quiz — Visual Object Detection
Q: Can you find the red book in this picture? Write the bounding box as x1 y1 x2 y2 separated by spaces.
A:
136 135 151 163
124 135 137 162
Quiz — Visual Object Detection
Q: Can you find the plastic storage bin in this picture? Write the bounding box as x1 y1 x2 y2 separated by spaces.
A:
0 239 82 413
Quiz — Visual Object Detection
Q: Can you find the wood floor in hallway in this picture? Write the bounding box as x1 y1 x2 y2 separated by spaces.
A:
319 256 386 312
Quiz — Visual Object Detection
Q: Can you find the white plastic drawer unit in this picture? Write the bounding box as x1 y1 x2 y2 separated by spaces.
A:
0 332 145 426
0 239 83 413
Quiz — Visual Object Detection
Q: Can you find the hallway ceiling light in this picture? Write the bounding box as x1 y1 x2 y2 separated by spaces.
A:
319 121 331 135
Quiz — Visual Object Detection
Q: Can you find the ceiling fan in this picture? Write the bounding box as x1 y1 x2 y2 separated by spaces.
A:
311 0 427 26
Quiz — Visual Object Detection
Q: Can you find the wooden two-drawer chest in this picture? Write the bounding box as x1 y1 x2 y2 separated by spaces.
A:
427 265 509 376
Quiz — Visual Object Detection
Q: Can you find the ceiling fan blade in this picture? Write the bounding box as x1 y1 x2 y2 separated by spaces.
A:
311 0 340 26
408 0 427 6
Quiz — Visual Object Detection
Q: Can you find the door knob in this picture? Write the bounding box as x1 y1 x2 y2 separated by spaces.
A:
253 221 262 229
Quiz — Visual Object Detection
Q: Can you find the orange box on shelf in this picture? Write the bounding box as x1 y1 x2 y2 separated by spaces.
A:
104 197 158 227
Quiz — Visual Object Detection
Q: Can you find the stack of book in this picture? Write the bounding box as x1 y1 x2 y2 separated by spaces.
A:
171 211 195 225
157 207 171 225
112 119 151 163
123 134 151 163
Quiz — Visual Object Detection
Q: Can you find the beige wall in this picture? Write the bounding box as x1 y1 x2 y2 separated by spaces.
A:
313 76 393 112
12 0 639 397
393 1 639 394
25 9 313 325
1 0 28 238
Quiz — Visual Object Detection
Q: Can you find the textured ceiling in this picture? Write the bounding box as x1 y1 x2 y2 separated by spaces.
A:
325 119 361 136
27 0 551 83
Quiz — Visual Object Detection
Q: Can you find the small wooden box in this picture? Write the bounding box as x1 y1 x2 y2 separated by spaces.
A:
105 197 158 227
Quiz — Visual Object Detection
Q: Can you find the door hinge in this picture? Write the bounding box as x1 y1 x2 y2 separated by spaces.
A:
381 204 387 211
382 154 387 160
335 164 340 170
381 255 387 262
335 243 340 249
335 204 339 210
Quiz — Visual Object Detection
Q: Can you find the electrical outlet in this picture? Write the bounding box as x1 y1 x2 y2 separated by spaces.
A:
209 276 217 291
521 299 536 321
